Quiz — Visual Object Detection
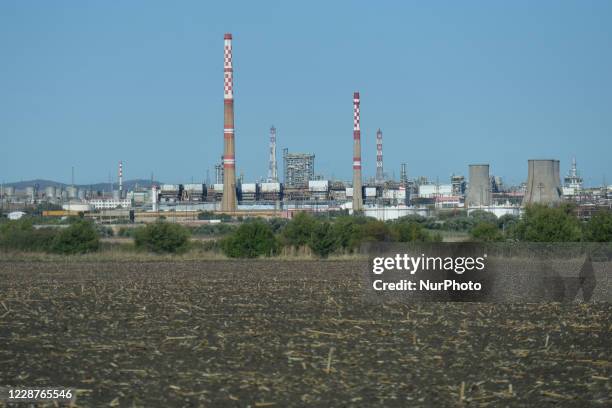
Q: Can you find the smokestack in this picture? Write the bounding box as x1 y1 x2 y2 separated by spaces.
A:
375 129 384 185
352 92 363 212
522 159 562 206
118 161 123 198
267 126 278 182
466 164 491 208
221 33 237 211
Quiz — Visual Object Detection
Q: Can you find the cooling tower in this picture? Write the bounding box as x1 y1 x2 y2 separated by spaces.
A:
466 164 491 208
522 159 562 206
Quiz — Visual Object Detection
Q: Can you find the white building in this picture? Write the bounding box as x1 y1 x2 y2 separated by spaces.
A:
418 184 453 198
88 199 132 210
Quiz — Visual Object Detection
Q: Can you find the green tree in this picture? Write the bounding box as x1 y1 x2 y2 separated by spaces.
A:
308 221 337 258
221 220 279 258
498 214 519 234
470 222 504 242
584 210 612 242
360 219 393 242
281 212 317 247
514 204 582 242
331 216 364 251
51 220 100 254
469 209 498 224
134 221 191 253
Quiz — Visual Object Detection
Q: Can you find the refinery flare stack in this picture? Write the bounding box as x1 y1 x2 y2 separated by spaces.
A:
221 33 237 211
352 92 363 212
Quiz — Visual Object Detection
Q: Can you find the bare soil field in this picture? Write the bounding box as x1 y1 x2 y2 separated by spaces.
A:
0 260 610 407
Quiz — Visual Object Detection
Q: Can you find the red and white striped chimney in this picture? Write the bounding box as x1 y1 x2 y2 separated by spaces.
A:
352 92 363 212
118 161 123 197
221 33 237 211
375 129 384 184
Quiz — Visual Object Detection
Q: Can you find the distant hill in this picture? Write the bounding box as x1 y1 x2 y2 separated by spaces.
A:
3 179 162 191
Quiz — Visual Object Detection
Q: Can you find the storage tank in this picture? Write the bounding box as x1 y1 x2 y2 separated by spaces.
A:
161 184 179 192
308 180 329 192
260 182 280 193
522 159 562 206
66 186 78 199
466 164 491 208
183 183 204 192
25 186 36 199
241 183 257 193
44 186 56 199
3 186 15 197
365 187 377 197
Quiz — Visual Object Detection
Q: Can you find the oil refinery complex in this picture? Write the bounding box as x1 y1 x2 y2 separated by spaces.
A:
1 34 610 222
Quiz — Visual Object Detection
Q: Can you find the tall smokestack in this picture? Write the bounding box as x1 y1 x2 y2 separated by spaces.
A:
267 126 278 182
352 92 363 212
375 128 384 185
118 161 123 198
221 33 237 211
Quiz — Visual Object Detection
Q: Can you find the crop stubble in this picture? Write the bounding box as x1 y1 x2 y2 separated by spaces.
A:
0 260 610 407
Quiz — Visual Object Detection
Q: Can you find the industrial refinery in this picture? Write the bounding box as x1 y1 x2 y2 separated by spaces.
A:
1 34 610 222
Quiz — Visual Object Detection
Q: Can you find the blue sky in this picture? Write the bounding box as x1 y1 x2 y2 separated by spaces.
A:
1 1 611 186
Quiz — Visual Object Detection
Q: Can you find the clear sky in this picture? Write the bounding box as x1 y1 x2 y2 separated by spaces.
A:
1 1 611 187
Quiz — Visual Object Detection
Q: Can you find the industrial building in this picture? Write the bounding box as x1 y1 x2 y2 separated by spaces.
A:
283 149 315 188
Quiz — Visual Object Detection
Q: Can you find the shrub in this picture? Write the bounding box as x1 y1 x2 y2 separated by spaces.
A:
51 220 100 254
469 209 498 224
497 214 519 233
281 212 317 247
442 216 475 232
393 221 433 242
134 222 191 253
308 221 337 258
470 222 504 242
584 210 612 242
360 220 393 242
221 220 279 258
331 216 363 251
0 219 57 252
514 204 582 242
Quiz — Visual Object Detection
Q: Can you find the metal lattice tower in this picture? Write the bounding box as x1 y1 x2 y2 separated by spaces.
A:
400 163 407 187
352 92 363 212
267 126 278 182
375 128 384 184
221 33 237 211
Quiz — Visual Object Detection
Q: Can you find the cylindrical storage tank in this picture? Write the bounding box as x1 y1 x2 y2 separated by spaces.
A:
77 189 86 200
466 164 491 208
25 186 36 198
522 159 562 206
4 186 15 197
112 190 120 200
44 186 56 199
66 186 78 199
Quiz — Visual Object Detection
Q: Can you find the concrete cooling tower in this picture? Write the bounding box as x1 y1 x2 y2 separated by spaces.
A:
466 164 491 208
522 159 562 206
